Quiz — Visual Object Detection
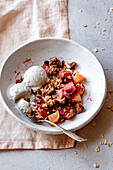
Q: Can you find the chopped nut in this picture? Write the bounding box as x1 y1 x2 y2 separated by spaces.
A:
93 162 99 168
96 22 100 25
108 141 112 147
101 134 105 138
84 144 88 149
93 48 98 53
107 105 112 109
104 18 107 21
110 8 113 12
83 24 87 27
74 151 78 154
95 145 100 152
109 89 113 93
92 122 96 127
102 29 106 32
68 61 76 70
101 139 107 145
101 48 105 51
93 26 96 28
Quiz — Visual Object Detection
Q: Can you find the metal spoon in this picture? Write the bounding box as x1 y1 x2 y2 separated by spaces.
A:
26 116 87 142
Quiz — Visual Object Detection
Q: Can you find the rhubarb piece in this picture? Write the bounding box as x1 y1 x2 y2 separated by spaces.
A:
48 110 60 123
58 70 72 79
73 72 85 84
62 82 76 97
54 90 65 104
42 63 49 73
60 106 76 120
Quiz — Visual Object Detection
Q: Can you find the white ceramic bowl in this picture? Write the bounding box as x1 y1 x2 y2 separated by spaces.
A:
0 38 106 134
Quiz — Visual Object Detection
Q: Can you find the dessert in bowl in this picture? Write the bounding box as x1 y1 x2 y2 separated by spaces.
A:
0 38 106 134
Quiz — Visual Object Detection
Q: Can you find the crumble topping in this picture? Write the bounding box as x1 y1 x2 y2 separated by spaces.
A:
95 146 100 152
93 162 99 168
16 57 86 124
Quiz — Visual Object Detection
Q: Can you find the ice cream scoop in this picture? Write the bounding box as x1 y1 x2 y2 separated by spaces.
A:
8 83 31 103
23 66 47 89
17 98 32 114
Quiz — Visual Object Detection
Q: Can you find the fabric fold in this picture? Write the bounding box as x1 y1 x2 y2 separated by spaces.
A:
0 0 75 150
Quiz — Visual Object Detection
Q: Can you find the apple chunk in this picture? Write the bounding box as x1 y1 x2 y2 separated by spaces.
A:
73 72 85 84
48 111 60 123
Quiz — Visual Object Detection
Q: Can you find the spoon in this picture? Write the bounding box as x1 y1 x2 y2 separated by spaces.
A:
26 116 87 142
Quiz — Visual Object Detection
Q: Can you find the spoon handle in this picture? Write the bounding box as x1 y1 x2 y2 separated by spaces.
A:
37 119 87 142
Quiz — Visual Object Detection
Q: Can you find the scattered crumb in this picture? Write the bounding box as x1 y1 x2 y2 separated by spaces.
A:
74 151 78 154
101 48 105 51
101 139 107 145
107 105 112 109
93 26 96 28
104 18 107 21
96 22 100 25
105 68 109 70
92 122 96 127
93 48 98 53
109 15 112 18
84 144 88 149
101 134 105 138
110 8 113 12
95 145 100 152
102 33 105 35
94 162 99 168
108 141 112 147
111 106 113 111
102 29 106 32
109 89 113 93
83 24 87 27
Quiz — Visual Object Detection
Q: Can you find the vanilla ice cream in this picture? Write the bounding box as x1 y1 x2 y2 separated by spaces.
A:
23 66 47 89
8 83 31 102
17 98 32 114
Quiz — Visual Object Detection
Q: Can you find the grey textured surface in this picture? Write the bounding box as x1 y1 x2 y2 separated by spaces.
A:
0 0 113 170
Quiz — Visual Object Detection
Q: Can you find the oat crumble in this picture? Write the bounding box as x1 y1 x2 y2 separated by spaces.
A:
83 24 87 27
93 162 99 168
108 141 112 147
93 48 98 53
74 151 78 154
101 139 107 145
84 144 88 149
95 146 100 152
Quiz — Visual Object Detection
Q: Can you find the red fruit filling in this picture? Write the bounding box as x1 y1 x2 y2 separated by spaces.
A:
42 63 49 73
58 70 72 79
61 82 76 97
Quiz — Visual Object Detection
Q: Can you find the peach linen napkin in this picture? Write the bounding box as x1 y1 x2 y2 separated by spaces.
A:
0 0 75 149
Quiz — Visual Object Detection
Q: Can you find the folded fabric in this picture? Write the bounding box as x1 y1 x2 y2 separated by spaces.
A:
0 0 75 150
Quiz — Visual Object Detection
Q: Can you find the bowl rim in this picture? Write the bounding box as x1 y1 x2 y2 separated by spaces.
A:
0 37 107 134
